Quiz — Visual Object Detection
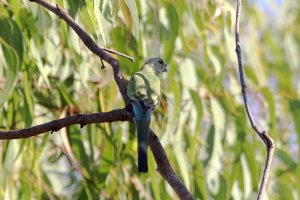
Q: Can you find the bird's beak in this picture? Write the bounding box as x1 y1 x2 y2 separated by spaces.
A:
163 64 168 72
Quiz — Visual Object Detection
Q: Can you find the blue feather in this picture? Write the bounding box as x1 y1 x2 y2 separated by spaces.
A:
132 101 154 172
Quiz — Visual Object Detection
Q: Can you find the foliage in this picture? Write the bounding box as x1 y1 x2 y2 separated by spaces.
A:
0 0 299 199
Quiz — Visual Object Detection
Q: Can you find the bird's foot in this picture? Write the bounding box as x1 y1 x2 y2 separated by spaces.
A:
125 104 134 117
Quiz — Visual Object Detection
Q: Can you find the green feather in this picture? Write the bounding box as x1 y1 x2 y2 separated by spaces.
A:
127 57 167 173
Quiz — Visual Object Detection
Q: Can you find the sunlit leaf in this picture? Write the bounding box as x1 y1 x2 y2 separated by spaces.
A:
189 89 203 132
120 0 139 41
86 0 107 45
206 97 225 194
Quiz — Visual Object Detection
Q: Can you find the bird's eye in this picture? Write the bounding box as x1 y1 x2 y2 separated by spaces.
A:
158 60 163 65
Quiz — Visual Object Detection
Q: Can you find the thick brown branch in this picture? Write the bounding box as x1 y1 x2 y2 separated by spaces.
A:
28 0 130 104
0 109 131 140
149 130 193 200
234 1 275 199
0 110 193 199
25 1 193 199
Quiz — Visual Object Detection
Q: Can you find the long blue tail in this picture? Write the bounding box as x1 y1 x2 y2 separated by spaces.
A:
132 101 153 173
135 119 151 172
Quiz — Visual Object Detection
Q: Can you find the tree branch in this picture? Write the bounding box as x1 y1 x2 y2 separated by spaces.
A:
0 110 192 199
102 47 134 62
0 109 131 140
1 1 194 199
149 130 193 200
234 1 275 199
0 111 193 199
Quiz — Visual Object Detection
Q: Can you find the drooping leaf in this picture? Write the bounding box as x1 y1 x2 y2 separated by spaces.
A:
0 18 23 105
163 4 179 62
120 0 139 42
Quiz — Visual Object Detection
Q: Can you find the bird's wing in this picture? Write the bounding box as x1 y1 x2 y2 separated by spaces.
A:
142 72 160 108
127 73 148 101
127 70 161 108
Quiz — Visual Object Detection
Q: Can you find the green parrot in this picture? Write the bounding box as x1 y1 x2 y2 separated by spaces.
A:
127 58 168 172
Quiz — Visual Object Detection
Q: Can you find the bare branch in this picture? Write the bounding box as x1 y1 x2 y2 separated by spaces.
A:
0 109 131 139
0 109 193 199
28 0 130 104
234 1 275 199
20 1 194 198
102 47 135 62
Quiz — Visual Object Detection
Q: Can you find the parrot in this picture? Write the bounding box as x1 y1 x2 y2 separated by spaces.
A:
127 57 168 173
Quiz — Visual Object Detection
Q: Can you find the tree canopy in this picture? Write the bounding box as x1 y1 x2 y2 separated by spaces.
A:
0 0 299 199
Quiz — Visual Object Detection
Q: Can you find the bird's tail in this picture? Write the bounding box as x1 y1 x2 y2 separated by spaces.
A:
135 119 151 173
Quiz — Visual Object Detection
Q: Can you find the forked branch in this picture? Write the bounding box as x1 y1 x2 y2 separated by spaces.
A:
0 1 193 199
234 1 275 199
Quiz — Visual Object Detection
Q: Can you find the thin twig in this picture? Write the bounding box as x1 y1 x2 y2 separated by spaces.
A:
3 1 194 199
234 1 275 199
100 58 106 69
102 47 134 62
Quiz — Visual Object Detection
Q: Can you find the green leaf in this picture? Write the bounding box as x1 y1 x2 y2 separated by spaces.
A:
0 43 19 106
289 100 300 135
29 39 51 88
19 178 32 200
186 1 204 34
68 126 91 179
215 174 227 200
99 131 116 176
120 0 139 41
21 72 34 127
98 0 117 23
244 67 258 85
36 9 52 32
276 149 297 174
8 0 20 19
207 45 222 76
206 97 225 193
194 161 207 200
149 151 161 200
0 18 23 105
189 89 203 132
234 107 246 161
78 4 97 36
0 18 23 61
34 90 57 109
163 4 179 62
86 0 107 45
169 78 181 124
284 34 300 70
57 82 76 106
67 0 80 17
277 179 295 200
261 87 277 138
244 140 258 191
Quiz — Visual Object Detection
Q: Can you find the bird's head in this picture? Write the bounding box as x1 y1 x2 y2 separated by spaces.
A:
143 57 168 75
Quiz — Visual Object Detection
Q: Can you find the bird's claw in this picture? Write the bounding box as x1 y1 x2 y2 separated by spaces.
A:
125 104 134 117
